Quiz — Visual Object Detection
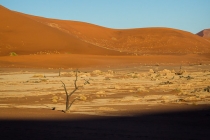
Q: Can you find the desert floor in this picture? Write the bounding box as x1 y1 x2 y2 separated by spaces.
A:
0 64 210 139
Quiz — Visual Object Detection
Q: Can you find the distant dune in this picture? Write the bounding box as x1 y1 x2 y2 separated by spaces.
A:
196 29 210 41
0 5 210 68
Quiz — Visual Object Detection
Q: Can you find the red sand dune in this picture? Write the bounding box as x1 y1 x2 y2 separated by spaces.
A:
0 5 123 56
0 5 210 68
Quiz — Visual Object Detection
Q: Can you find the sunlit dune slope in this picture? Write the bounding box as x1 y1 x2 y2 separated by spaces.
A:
23 13 210 55
0 5 124 56
1 5 210 57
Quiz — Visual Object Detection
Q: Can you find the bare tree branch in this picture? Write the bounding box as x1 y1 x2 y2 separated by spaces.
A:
59 68 61 76
66 97 79 111
84 78 90 85
74 70 78 87
61 81 68 95
60 69 89 113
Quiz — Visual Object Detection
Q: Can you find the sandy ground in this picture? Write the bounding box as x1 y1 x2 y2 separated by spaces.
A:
1 54 210 69
0 65 210 139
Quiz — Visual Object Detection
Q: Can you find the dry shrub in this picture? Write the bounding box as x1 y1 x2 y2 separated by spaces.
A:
204 86 210 92
137 86 149 92
95 91 106 97
160 95 171 100
107 70 114 74
184 96 200 101
149 69 155 73
10 52 17 56
61 71 75 77
159 69 175 77
92 70 102 75
96 90 105 94
33 74 45 78
51 96 59 102
159 81 173 85
78 95 87 101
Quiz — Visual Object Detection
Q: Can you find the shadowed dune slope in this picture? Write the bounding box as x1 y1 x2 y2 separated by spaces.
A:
1 5 210 57
196 29 210 41
0 5 124 56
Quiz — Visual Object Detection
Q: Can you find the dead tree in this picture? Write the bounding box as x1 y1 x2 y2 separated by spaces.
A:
61 69 90 113
59 68 61 76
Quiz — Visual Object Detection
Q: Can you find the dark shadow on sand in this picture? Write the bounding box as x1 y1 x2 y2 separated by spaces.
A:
1 108 210 140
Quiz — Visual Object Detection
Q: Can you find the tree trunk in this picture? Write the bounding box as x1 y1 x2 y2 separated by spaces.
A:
66 94 70 111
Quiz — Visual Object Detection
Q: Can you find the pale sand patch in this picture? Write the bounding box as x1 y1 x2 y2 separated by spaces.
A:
0 66 210 116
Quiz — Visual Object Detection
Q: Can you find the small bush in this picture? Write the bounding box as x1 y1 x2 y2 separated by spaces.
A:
204 86 210 92
10 52 18 56
160 81 173 85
